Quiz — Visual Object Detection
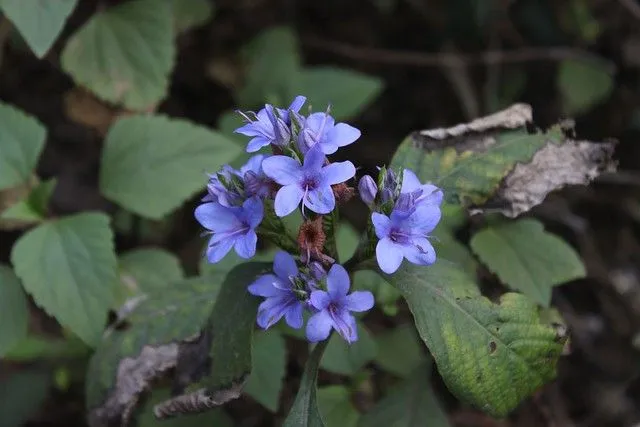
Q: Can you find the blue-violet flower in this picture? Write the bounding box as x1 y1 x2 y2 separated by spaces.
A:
298 111 361 155
358 175 377 205
240 154 272 198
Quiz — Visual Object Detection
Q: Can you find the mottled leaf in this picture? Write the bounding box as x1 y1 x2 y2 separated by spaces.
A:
245 330 287 412
470 218 585 306
100 115 241 219
61 0 174 110
0 0 77 57
374 324 425 378
0 265 28 356
11 213 117 346
387 261 567 417
318 386 360 427
320 323 377 376
0 101 46 191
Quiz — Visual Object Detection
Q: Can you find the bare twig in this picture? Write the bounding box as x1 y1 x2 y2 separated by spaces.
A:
303 35 616 73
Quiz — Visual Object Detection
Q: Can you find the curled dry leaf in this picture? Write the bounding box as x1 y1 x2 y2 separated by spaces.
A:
153 380 246 420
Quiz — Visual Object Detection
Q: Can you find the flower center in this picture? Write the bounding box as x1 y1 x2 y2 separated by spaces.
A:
388 227 410 244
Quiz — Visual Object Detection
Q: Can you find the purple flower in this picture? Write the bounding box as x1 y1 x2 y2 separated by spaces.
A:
202 165 243 207
358 175 377 205
306 264 374 344
235 96 307 153
262 146 356 217
298 112 361 155
400 169 444 208
248 251 310 329
379 167 398 203
240 154 272 198
372 202 441 274
195 197 264 263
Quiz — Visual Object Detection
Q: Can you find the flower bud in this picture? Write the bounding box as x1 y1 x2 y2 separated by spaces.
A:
358 175 378 205
379 168 397 203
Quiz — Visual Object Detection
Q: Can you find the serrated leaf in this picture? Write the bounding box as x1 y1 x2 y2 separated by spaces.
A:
387 261 566 417
0 102 46 191
374 324 425 378
292 67 383 120
318 386 360 427
100 115 241 219
11 213 117 346
138 388 234 427
320 323 377 376
238 26 301 107
558 59 613 115
61 0 174 110
0 370 51 427
0 265 29 356
0 0 77 58
245 330 287 412
117 248 184 304
358 364 449 427
170 0 214 33
283 339 329 427
1 178 56 224
470 218 585 306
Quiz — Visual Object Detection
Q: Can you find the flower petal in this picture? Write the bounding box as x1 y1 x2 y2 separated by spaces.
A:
240 154 265 175
403 237 436 266
288 95 307 113
401 169 421 193
376 238 404 274
273 250 299 279
310 290 331 310
274 185 304 217
256 297 289 329
195 202 239 232
371 212 391 239
408 204 441 233
326 123 361 147
417 184 444 206
345 291 374 312
206 234 236 263
321 161 356 186
327 264 350 299
285 302 304 329
303 145 326 172
235 229 257 259
306 310 333 342
242 197 264 228
331 309 358 344
262 156 302 185
246 136 271 153
304 185 335 214
248 274 282 297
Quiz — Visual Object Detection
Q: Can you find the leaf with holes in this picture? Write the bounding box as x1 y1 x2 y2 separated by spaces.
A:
11 213 117 346
0 265 29 356
61 0 174 110
0 102 46 191
387 261 567 417
100 115 241 219
470 218 585 306
245 330 287 412
0 0 77 57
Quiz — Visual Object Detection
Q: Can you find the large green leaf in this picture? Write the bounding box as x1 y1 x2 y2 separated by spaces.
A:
100 115 242 219
11 213 117 346
0 0 77 57
61 0 174 110
292 67 383 120
318 386 360 427
387 261 567 417
283 339 329 427
320 323 377 376
0 102 46 191
358 364 449 427
470 218 585 306
558 59 613 115
245 330 287 412
0 265 28 356
0 371 51 427
117 248 184 304
374 324 425 378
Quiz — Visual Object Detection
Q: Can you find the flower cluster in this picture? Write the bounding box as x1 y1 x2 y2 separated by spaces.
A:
195 95 443 343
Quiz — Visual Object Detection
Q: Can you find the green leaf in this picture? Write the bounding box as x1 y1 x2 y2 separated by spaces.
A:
292 67 383 120
558 59 613 115
283 339 329 427
0 265 28 356
170 0 214 33
4 334 89 361
117 248 184 304
470 218 585 306
374 324 425 378
11 213 117 346
432 229 477 277
318 386 360 427
1 178 56 224
320 323 377 376
86 274 224 410
138 388 234 427
100 115 241 219
0 101 46 191
0 370 51 427
388 261 567 417
0 0 77 58
358 364 449 427
61 0 174 110
238 26 301 107
245 330 287 412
